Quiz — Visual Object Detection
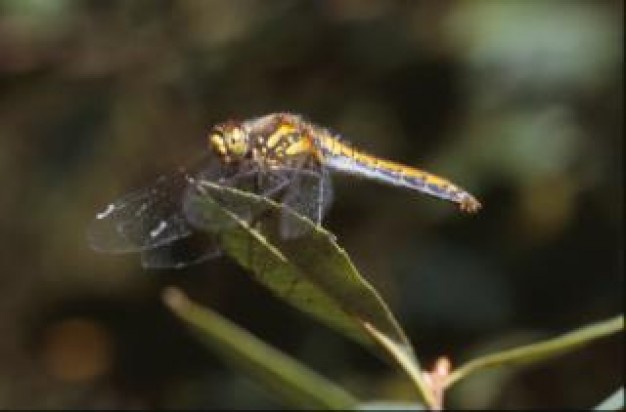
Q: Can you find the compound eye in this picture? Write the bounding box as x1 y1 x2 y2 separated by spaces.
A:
209 129 227 157
227 127 248 157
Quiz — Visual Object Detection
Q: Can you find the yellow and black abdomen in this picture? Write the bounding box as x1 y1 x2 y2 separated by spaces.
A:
318 135 481 213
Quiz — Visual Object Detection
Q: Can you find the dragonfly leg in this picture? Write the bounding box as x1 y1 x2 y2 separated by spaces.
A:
243 173 291 231
217 168 258 186
281 165 330 227
316 168 330 226
259 176 291 199
283 160 325 226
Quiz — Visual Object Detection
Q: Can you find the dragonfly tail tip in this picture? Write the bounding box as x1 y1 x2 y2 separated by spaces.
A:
459 196 482 213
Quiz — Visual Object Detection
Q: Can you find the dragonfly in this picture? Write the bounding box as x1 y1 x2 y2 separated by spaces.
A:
87 112 481 269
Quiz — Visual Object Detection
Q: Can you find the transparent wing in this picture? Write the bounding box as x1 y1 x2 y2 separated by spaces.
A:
183 162 291 232
192 163 334 239
87 170 196 254
88 155 333 269
140 232 223 269
277 166 333 239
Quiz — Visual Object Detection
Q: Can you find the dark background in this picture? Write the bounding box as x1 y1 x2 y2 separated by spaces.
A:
0 0 622 409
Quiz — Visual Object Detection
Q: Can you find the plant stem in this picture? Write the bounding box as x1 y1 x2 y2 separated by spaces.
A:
445 315 623 388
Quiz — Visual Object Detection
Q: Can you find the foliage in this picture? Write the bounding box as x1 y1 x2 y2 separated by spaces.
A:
164 184 623 410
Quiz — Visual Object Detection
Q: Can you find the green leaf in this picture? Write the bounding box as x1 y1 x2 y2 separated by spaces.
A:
595 387 624 411
186 181 434 406
163 287 359 410
446 315 624 388
188 181 409 350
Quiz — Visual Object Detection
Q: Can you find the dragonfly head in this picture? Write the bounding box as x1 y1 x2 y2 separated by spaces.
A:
209 121 249 162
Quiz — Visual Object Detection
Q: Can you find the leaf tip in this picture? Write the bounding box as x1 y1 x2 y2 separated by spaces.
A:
162 286 189 312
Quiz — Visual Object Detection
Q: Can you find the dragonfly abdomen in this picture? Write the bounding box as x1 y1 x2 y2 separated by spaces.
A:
320 137 481 213
399 168 481 212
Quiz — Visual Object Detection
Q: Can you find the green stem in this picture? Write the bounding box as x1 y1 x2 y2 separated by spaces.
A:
446 315 623 388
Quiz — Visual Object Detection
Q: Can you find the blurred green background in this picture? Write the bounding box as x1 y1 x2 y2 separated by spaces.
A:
0 0 622 409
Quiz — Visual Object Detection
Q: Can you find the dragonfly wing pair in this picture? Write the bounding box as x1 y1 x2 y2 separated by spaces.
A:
87 161 332 269
183 162 332 237
87 170 195 254
86 168 224 269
